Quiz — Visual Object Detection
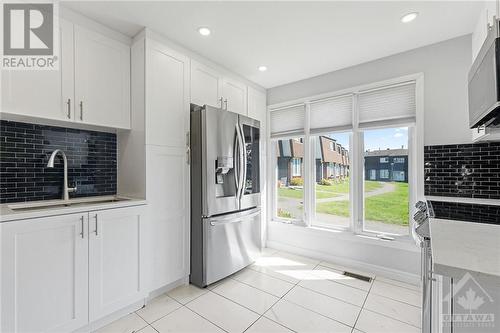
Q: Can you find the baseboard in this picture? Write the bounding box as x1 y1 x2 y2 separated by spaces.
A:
146 276 189 302
75 299 146 333
266 240 420 286
73 276 189 333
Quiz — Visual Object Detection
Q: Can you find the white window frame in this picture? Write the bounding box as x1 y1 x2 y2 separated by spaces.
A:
268 74 424 241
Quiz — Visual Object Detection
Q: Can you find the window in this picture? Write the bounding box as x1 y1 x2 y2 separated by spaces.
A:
276 137 304 220
393 171 405 182
270 79 418 239
363 127 409 236
313 133 351 229
379 169 389 179
291 158 302 176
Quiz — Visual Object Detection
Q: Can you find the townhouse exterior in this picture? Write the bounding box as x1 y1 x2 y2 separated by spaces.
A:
277 136 349 186
364 148 408 182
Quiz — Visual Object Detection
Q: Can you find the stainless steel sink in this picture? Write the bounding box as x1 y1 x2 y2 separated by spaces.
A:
7 197 132 211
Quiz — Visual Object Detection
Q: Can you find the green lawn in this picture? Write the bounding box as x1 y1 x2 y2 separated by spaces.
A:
365 182 409 225
316 182 409 226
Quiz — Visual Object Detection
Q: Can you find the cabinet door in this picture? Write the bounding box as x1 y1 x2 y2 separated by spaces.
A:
191 60 222 108
222 77 247 115
247 86 267 123
146 40 190 146
89 206 145 321
145 145 189 290
74 25 130 129
1 19 74 121
1 213 89 333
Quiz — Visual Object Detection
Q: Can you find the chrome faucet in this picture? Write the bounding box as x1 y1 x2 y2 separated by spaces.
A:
46 149 77 201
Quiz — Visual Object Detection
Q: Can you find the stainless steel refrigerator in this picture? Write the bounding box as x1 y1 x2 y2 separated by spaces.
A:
190 104 261 288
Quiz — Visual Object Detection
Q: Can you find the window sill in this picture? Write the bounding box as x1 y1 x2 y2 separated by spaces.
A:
269 219 420 252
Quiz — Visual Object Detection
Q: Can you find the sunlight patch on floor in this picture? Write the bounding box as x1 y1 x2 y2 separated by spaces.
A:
253 256 306 267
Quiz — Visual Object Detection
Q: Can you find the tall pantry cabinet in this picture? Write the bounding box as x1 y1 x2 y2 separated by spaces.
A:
119 34 190 292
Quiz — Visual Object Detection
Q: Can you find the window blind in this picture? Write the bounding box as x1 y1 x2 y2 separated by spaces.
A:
358 82 416 126
270 104 305 137
310 95 353 133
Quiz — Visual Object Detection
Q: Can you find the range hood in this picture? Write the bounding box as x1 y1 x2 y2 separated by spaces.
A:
468 18 500 129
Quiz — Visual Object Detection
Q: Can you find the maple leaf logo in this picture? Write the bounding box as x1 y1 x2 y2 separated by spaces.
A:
457 288 485 313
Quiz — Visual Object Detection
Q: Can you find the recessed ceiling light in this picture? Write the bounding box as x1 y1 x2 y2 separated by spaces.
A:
198 27 211 36
258 65 267 72
401 12 418 23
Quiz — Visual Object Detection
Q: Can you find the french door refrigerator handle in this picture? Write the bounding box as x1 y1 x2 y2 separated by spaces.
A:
233 125 240 195
239 123 248 198
236 123 245 200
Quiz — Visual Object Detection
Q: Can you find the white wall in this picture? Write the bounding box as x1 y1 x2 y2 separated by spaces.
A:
267 35 472 146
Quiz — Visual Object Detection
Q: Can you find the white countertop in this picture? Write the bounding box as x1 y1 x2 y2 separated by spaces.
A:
430 218 500 278
0 196 147 223
425 196 500 206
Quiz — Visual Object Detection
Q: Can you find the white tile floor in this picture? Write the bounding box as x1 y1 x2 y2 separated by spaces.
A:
96 249 422 333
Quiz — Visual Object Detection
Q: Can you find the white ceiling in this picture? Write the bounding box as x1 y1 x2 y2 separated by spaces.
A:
63 1 484 88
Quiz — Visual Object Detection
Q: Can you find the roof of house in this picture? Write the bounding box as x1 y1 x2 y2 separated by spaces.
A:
364 148 408 157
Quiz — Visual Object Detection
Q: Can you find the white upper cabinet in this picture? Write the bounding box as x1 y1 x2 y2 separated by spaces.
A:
74 25 131 129
146 40 190 146
190 60 222 108
247 86 267 123
472 1 500 62
89 206 144 321
190 59 248 115
1 213 89 333
1 18 131 130
1 19 74 121
222 77 247 115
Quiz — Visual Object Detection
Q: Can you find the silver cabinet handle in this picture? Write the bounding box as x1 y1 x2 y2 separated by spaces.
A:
79 101 83 120
219 97 224 109
224 99 228 111
93 214 98 236
80 216 85 239
66 99 71 119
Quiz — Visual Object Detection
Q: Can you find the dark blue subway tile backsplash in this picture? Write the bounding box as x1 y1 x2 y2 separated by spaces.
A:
0 120 117 204
428 201 500 225
424 142 500 199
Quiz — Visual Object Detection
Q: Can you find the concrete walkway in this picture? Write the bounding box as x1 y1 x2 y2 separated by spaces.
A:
316 182 396 203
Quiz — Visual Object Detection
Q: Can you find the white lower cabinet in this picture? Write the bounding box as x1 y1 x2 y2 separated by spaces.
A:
1 213 89 333
145 145 189 290
89 207 144 321
0 206 145 333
